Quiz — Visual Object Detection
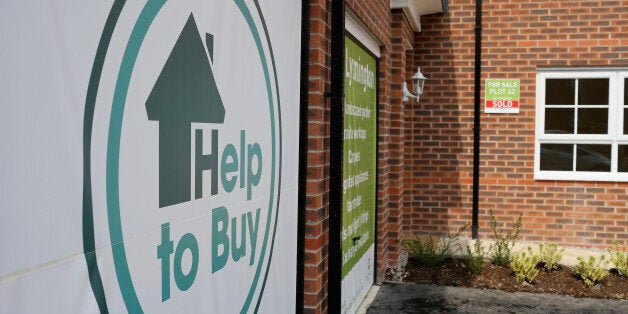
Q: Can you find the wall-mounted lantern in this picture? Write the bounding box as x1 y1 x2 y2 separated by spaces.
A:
402 67 427 102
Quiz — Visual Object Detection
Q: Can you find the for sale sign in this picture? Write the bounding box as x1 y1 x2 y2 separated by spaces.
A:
485 79 520 113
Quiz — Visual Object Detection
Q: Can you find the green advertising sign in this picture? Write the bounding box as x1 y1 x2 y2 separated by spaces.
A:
342 36 377 279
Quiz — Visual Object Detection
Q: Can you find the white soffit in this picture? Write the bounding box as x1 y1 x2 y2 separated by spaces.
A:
345 10 381 58
390 0 446 32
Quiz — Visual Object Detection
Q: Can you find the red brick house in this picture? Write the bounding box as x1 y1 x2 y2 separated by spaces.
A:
300 0 628 312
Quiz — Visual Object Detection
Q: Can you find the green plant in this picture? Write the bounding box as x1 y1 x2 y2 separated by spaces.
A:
403 226 466 267
510 246 540 283
538 243 564 270
607 241 628 277
464 239 486 274
488 210 523 266
402 235 442 266
572 255 609 287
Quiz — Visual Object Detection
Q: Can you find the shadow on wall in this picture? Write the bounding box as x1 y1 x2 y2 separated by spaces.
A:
403 10 468 238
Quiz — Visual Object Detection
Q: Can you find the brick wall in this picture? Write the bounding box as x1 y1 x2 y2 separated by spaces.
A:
303 1 331 312
408 0 628 247
390 8 415 268
303 0 628 312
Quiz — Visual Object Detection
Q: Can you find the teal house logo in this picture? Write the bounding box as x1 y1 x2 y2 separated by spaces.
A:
146 14 226 208
82 1 282 312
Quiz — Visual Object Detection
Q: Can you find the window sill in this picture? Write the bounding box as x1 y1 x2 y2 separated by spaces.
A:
534 171 628 182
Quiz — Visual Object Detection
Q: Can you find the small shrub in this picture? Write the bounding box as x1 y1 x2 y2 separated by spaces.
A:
538 243 564 270
464 239 486 274
488 209 523 266
403 225 466 267
510 246 540 283
607 241 628 277
572 255 609 287
403 235 443 267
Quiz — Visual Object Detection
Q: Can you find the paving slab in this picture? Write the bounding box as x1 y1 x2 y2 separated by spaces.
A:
367 282 628 314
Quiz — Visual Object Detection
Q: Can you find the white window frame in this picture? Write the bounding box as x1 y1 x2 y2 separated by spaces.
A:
535 69 628 181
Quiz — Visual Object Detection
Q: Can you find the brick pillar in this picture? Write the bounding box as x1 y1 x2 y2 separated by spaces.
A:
388 9 415 270
303 1 332 313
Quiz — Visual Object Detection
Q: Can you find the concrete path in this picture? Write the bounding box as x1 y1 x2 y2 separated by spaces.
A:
367 282 628 314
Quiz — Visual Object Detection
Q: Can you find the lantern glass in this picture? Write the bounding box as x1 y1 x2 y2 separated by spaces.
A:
411 67 427 96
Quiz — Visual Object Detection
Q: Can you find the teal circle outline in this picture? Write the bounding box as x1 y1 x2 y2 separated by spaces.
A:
104 0 280 312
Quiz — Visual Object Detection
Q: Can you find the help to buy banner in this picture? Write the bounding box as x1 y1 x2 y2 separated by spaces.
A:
0 1 301 312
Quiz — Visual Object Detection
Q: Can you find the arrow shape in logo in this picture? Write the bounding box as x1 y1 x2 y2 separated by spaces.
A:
146 13 225 208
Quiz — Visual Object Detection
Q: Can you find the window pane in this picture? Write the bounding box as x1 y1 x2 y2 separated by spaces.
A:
545 108 574 134
576 144 611 172
578 78 609 105
624 78 627 106
540 144 573 171
577 108 608 134
619 145 628 172
624 79 627 135
546 79 575 105
625 108 628 135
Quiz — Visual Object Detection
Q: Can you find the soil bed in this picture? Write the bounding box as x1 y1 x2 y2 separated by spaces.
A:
397 258 628 300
